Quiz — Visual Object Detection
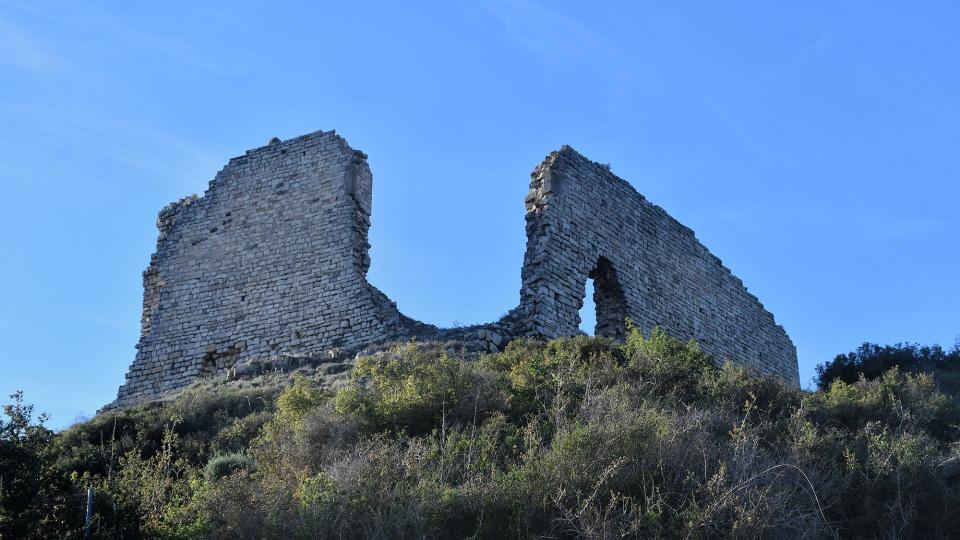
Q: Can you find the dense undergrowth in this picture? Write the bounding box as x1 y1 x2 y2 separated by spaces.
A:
3 327 960 538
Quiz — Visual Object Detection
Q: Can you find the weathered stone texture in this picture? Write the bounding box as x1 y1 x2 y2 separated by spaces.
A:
111 130 798 408
114 131 408 406
514 146 798 385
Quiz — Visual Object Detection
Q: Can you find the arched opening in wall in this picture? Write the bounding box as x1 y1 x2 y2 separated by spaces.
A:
579 257 628 340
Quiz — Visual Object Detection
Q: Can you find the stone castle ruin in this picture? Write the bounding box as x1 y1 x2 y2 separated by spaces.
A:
111 130 798 407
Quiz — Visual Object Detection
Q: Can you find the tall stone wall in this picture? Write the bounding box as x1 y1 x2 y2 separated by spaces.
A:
111 130 798 408
515 146 798 385
113 131 409 406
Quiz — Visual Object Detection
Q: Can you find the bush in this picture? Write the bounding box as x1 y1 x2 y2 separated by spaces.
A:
336 343 506 434
204 453 256 482
622 323 716 399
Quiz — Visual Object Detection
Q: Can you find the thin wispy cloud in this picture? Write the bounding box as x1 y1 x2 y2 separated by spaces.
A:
479 0 616 62
2 1 244 77
0 15 58 73
0 99 223 190
69 9 243 77
0 4 241 197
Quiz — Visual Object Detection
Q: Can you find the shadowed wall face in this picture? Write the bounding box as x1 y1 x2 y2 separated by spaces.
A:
517 147 799 385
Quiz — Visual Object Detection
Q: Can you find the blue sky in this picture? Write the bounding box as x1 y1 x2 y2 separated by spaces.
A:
1 1 957 428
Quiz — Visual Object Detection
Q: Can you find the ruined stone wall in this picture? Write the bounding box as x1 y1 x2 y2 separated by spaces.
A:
515 146 799 385
113 131 408 406
111 131 798 408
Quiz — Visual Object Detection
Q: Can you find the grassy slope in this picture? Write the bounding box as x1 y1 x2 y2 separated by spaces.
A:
10 328 960 539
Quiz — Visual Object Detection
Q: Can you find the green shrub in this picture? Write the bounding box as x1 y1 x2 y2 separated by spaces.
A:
336 343 507 434
212 410 273 455
805 367 960 441
622 323 716 399
482 335 624 421
204 453 256 482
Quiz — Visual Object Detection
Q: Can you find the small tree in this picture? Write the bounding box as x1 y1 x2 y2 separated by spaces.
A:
0 391 73 539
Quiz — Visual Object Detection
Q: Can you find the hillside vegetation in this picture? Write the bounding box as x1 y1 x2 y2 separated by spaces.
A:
817 341 960 396
3 327 960 539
